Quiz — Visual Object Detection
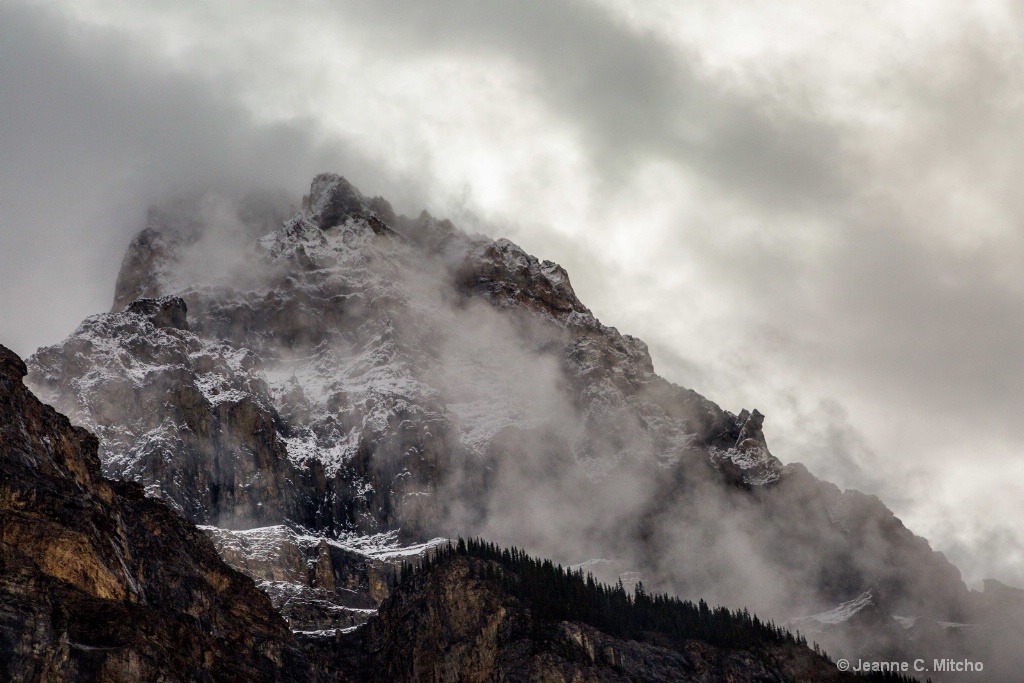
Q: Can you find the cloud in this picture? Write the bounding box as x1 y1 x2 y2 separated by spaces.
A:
2 0 1023 589
0 2 386 356
293 0 851 210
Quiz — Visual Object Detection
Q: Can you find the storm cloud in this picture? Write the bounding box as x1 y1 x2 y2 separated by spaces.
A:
1 0 1022 588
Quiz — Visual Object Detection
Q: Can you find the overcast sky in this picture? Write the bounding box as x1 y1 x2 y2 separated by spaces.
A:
2 0 1022 588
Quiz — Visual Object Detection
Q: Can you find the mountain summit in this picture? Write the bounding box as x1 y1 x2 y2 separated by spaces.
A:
24 173 1021 676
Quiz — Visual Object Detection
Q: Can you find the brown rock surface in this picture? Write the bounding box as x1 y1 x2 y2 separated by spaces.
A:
0 344 310 682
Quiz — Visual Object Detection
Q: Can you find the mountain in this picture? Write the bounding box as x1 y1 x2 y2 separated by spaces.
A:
23 173 1022 676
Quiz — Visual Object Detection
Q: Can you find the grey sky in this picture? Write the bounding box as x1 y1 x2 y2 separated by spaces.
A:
1 0 1022 587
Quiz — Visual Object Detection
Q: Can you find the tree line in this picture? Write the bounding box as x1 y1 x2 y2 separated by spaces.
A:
392 538 923 683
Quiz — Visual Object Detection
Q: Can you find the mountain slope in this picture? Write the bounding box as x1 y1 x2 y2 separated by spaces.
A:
0 344 311 682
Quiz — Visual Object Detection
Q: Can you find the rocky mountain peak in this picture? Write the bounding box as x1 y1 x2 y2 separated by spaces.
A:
304 172 397 230
735 408 768 452
112 227 179 312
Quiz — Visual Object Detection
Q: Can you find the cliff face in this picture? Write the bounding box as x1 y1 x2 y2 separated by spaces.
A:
25 295 329 530
23 173 990 667
0 345 309 682
200 525 442 632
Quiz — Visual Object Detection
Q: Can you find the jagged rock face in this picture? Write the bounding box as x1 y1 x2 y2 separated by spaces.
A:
305 173 397 232
0 345 310 682
202 526 443 632
111 227 179 313
125 295 190 330
309 555 863 683
27 300 332 531
27 173 976 657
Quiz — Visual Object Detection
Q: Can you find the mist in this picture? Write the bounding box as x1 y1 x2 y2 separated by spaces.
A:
3 0 1023 606
22 152 1024 674
76 182 955 630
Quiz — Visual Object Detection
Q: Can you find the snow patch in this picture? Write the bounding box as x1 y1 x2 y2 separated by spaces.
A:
799 591 875 625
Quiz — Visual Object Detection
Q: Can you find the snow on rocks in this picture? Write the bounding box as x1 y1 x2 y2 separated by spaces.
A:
709 446 782 486
199 524 446 631
800 591 877 626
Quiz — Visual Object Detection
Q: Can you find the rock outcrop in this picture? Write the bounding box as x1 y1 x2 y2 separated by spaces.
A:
0 344 310 682
125 295 190 330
